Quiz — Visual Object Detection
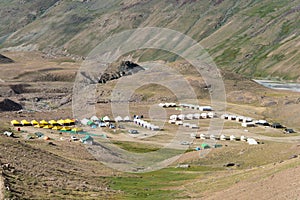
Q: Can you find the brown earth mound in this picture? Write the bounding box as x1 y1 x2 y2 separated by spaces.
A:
0 54 14 64
0 99 22 111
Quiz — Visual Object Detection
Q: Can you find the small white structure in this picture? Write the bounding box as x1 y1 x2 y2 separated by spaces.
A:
91 116 100 121
247 138 258 145
243 118 253 123
193 113 201 119
228 115 236 120
159 102 176 107
220 134 227 141
186 114 194 120
168 103 177 107
230 135 236 141
199 106 213 111
114 116 123 122
188 105 196 109
179 103 188 108
200 113 207 119
141 121 148 127
168 120 176 124
103 116 110 122
221 114 229 119
159 103 166 107
151 126 160 131
175 121 183 125
190 124 199 129
138 119 144 126
236 116 244 122
123 116 131 122
200 133 206 139
81 118 89 125
178 114 186 120
169 115 177 120
242 122 256 127
207 112 215 118
210 134 216 140
190 133 196 138
241 135 247 142
255 120 269 126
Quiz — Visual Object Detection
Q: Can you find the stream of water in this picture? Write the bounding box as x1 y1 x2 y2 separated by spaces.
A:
253 80 300 93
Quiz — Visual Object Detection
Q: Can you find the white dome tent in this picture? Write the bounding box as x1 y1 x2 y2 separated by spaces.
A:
103 116 110 122
114 116 123 122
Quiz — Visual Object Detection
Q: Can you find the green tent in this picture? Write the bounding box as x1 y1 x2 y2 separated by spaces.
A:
81 135 94 144
201 143 210 149
87 120 94 126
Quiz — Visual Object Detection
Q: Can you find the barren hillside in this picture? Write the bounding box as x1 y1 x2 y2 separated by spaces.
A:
0 0 299 80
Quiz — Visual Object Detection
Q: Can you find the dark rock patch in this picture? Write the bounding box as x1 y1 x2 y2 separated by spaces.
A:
0 98 23 111
98 61 144 84
0 54 14 64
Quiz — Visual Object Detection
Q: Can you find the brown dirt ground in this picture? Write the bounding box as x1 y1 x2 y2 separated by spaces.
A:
206 159 300 200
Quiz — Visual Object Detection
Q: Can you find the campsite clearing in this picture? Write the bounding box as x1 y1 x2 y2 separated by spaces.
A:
0 51 300 199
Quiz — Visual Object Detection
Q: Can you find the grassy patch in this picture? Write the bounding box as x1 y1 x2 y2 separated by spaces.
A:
53 57 76 64
111 141 161 153
215 48 240 65
246 1 286 18
109 166 219 200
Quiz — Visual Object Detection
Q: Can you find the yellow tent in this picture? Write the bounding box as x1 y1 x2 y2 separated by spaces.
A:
61 126 71 131
48 120 58 125
21 120 31 126
11 120 21 126
43 125 53 129
31 120 39 125
34 124 44 128
64 119 75 125
57 119 65 125
71 127 83 132
52 126 62 130
39 120 49 125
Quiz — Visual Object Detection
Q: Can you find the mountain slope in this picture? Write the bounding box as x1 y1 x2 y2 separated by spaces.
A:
0 0 299 80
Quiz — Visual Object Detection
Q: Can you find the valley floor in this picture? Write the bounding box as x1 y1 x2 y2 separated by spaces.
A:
0 52 299 199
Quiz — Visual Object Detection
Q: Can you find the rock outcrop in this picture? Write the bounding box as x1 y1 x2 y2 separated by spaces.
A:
98 61 144 84
0 54 14 64
0 98 22 111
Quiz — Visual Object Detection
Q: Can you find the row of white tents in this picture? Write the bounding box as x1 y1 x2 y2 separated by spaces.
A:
179 104 213 111
221 114 255 127
158 103 213 111
81 115 132 124
169 112 215 121
221 114 272 128
169 120 199 129
158 103 177 108
191 133 258 145
133 118 160 131
114 116 132 122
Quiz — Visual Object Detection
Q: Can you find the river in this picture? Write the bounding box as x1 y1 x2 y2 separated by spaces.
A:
253 79 300 93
